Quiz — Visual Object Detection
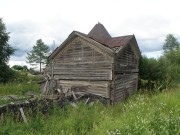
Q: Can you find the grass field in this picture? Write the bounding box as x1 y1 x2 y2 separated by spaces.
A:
0 84 179 135
0 83 39 96
0 74 40 96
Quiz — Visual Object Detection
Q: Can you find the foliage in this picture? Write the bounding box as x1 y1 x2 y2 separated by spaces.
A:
0 62 16 83
0 18 14 63
163 34 180 65
0 88 179 135
12 65 28 71
26 39 50 73
163 34 179 53
139 56 166 90
139 34 180 90
29 68 40 75
0 76 40 95
163 49 180 65
139 56 165 81
0 18 15 83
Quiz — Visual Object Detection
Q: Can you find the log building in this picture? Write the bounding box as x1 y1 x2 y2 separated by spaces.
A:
43 23 141 103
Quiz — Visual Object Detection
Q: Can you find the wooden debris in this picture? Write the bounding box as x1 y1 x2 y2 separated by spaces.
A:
19 107 28 124
70 102 77 108
57 88 61 94
85 97 90 104
9 95 17 100
72 91 77 100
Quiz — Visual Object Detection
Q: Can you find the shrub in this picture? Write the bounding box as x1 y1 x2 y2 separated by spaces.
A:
139 55 180 90
0 63 16 83
12 65 28 71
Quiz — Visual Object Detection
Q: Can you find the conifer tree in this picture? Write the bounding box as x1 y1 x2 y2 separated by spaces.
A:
26 39 50 73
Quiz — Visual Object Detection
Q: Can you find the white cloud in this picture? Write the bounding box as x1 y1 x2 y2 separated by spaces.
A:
142 50 163 59
8 60 30 68
0 0 180 64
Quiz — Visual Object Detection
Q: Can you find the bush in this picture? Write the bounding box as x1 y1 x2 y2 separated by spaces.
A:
12 65 28 71
0 63 16 83
138 55 180 90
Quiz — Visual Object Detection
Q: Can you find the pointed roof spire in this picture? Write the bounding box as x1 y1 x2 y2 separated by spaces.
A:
88 22 111 44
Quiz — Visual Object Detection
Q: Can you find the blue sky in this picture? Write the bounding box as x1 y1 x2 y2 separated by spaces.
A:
0 0 180 67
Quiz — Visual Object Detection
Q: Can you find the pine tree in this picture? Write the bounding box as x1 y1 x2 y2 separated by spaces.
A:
26 39 50 73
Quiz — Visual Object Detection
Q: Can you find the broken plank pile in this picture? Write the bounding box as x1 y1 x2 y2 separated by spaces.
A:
0 75 109 123
41 75 109 106
57 90 108 108
0 96 54 123
0 89 108 123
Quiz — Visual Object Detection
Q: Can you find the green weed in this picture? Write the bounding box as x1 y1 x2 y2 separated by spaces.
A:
0 82 39 96
0 86 179 135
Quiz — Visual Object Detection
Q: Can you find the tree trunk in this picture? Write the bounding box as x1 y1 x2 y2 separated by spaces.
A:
40 62 41 73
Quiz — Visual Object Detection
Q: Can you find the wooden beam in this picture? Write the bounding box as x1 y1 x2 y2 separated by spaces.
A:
19 107 28 124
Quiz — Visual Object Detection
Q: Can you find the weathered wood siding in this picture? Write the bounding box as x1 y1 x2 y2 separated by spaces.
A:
114 44 139 102
43 36 140 102
52 37 113 80
49 37 113 98
57 80 110 98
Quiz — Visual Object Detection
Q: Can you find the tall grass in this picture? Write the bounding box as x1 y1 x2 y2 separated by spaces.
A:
0 75 40 96
0 83 39 95
0 89 179 135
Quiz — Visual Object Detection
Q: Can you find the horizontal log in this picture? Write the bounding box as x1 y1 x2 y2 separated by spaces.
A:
54 62 112 67
56 80 110 98
114 69 139 73
58 80 109 86
54 75 112 81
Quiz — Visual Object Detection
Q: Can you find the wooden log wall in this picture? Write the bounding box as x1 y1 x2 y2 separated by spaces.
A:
52 37 113 81
43 37 113 98
115 44 138 73
57 80 110 98
114 44 139 102
115 73 138 101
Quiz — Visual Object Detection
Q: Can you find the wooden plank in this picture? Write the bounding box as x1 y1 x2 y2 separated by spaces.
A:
57 80 110 98
54 75 112 81
19 107 28 124
112 44 139 102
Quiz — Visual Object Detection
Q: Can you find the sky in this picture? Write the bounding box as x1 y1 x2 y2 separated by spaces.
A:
0 0 180 68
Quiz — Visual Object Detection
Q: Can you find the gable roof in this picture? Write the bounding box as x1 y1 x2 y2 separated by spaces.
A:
87 23 135 48
49 23 141 59
49 31 114 59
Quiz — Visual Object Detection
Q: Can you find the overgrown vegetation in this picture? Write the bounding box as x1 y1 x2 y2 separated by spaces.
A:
0 82 39 96
0 88 179 135
0 64 42 96
0 67 41 96
139 34 180 90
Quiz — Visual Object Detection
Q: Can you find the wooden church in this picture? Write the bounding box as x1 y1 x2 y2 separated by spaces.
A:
44 23 141 103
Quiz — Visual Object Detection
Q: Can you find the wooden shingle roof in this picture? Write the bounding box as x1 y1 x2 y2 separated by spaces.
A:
88 22 111 45
87 23 134 48
106 35 134 47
